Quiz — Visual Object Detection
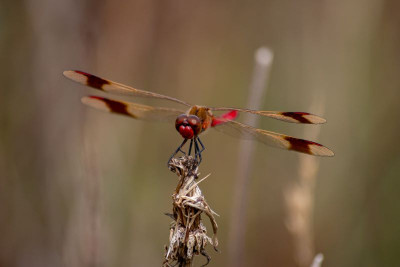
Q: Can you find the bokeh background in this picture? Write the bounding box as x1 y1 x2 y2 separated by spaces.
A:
2 0 400 266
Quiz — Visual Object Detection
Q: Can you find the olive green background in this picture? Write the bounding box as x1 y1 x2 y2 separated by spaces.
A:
1 0 400 266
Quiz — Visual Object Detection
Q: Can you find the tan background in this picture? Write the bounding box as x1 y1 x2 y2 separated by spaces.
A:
1 0 400 266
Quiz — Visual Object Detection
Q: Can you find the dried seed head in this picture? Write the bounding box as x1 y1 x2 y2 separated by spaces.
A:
164 156 218 267
168 156 199 178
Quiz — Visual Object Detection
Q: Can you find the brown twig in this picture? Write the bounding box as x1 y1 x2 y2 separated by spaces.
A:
164 156 218 267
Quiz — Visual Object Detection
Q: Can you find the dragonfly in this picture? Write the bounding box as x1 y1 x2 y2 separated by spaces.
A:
63 70 334 164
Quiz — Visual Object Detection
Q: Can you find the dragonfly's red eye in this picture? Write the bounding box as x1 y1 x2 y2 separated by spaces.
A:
187 115 200 127
187 115 201 135
175 114 188 131
179 125 194 139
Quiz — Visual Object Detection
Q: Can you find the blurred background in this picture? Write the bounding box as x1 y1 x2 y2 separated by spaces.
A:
1 0 400 266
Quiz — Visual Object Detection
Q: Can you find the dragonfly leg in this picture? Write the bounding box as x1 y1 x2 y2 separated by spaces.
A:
188 139 194 155
197 137 205 153
194 137 198 158
194 138 202 164
168 139 188 165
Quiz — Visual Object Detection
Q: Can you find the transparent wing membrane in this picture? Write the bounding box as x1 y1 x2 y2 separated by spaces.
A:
210 107 326 124
82 96 185 122
212 120 334 156
64 70 192 107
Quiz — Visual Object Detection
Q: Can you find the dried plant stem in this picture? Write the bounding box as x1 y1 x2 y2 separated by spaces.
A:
164 156 218 267
310 253 324 267
284 99 325 267
228 47 273 267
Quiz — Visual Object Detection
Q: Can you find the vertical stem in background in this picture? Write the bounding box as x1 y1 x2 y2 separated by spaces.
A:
27 0 105 265
63 1 106 266
284 98 325 267
310 253 324 267
228 47 273 267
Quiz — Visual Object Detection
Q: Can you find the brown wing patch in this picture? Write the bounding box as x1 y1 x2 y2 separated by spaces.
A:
81 96 184 122
280 112 312 124
285 136 314 154
284 136 334 156
89 96 133 117
75 71 110 90
212 120 334 156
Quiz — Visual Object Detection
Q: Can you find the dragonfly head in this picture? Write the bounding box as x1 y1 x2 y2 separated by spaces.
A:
175 114 201 139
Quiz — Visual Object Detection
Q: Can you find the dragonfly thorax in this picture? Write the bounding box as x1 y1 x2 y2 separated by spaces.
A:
175 114 202 139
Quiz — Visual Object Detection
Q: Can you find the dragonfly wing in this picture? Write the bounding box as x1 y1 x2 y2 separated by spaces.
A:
82 96 185 122
210 107 326 124
212 120 334 156
64 70 192 107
